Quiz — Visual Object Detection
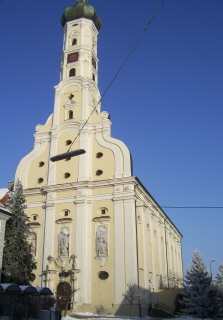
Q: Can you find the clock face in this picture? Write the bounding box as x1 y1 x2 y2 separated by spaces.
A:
67 52 79 64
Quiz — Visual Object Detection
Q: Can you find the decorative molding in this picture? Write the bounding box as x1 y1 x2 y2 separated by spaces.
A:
101 111 110 120
35 124 42 132
27 222 41 227
55 218 72 224
92 216 111 222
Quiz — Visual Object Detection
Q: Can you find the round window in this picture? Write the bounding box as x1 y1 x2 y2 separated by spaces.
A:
66 140 72 146
98 271 109 280
96 170 103 176
96 152 103 158
64 172 71 179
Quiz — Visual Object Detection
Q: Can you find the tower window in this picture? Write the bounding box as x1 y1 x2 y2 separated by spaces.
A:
96 170 103 176
64 172 71 179
72 38 77 45
66 140 72 146
69 68 76 77
97 207 108 215
39 161 45 167
60 209 70 217
38 178 44 183
96 152 103 158
32 215 38 221
64 210 69 217
92 74 95 81
68 110 73 119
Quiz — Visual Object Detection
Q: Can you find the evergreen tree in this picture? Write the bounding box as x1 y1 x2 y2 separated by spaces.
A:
1 180 36 284
216 264 223 289
179 250 219 318
216 264 223 312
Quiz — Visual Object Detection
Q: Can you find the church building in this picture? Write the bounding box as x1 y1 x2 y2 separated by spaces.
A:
15 0 183 315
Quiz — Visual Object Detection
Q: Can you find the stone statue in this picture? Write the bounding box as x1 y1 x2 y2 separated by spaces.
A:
29 232 37 256
58 227 69 257
96 226 108 257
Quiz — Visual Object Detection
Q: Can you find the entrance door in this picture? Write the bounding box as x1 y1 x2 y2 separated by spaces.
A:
56 281 72 310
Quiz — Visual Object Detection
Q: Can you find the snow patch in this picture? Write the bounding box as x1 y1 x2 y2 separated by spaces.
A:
62 316 205 320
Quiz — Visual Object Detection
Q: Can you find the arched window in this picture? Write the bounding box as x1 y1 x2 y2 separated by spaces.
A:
69 68 76 77
72 38 77 45
68 110 73 119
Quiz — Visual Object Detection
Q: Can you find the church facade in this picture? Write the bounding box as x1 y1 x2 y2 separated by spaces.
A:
15 0 183 315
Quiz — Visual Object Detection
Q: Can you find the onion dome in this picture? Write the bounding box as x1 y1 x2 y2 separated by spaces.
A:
61 0 102 31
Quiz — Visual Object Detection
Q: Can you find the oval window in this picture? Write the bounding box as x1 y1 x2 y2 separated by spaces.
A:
96 170 103 176
98 271 109 280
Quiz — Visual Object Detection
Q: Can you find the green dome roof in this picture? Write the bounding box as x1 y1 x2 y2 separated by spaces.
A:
61 0 102 30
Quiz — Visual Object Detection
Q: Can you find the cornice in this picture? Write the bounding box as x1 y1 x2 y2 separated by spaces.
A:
92 216 111 222
27 222 41 227
24 176 137 195
55 218 73 224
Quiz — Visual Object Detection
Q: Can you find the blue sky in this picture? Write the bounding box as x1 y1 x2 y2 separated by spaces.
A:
0 0 222 277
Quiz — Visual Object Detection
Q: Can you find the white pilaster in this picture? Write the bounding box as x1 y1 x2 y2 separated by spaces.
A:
124 199 138 284
149 215 156 289
114 200 125 303
75 199 92 304
42 205 55 271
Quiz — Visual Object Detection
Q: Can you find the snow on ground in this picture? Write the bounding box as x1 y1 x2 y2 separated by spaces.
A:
62 315 203 320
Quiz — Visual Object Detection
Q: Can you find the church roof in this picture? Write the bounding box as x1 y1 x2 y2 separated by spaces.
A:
61 0 102 30
0 188 9 205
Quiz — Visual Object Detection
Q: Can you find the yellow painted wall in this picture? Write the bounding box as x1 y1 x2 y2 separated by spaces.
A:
92 135 115 180
26 147 50 188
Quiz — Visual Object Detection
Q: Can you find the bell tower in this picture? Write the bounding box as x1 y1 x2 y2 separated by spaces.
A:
60 0 101 84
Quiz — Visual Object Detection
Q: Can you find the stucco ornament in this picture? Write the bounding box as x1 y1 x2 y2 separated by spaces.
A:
95 225 108 266
101 111 110 120
35 124 42 132
58 227 70 257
